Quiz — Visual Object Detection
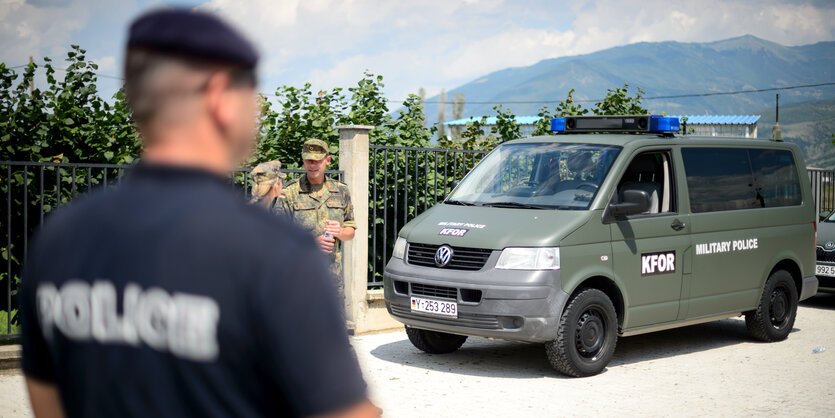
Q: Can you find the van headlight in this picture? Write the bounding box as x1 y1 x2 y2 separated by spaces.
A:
495 247 560 270
392 237 408 259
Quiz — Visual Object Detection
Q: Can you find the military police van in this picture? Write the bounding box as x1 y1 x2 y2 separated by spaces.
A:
383 115 819 377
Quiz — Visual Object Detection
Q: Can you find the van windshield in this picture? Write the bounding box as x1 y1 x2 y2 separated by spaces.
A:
446 143 621 210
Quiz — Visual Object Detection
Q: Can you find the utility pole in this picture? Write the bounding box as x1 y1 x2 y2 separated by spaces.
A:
29 56 34 97
770 93 782 141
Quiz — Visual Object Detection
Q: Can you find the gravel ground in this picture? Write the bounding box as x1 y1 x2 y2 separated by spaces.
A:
2 294 834 418
356 294 835 417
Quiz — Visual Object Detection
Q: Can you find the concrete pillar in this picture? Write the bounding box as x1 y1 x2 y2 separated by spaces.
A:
337 125 373 332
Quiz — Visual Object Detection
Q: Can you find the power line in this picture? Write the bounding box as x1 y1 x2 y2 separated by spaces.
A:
412 81 835 105
4 63 124 80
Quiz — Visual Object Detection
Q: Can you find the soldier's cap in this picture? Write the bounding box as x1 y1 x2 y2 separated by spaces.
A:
127 8 259 70
301 138 330 160
251 160 287 183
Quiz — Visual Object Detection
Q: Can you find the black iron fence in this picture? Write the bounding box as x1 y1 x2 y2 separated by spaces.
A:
809 168 835 216
0 161 341 339
3 159 833 337
367 145 490 287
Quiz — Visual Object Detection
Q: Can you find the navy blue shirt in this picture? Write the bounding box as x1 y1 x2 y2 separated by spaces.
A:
20 163 366 417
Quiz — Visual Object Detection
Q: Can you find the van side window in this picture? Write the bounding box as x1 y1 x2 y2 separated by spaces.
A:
682 148 801 213
749 149 802 207
616 151 675 215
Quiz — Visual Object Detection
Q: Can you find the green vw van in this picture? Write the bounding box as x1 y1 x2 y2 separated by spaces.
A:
384 115 818 377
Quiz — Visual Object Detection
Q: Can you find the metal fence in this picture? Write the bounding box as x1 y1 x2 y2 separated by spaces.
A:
367 145 490 287
809 168 835 216
0 161 342 339
3 159 833 337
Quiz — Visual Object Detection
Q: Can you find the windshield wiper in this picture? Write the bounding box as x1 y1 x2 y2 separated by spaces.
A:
481 201 549 209
445 200 477 206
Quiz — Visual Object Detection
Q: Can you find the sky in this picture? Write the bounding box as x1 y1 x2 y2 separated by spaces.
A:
2 0 835 104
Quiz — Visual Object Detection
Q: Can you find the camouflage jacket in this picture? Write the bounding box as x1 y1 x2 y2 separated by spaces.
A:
280 176 356 285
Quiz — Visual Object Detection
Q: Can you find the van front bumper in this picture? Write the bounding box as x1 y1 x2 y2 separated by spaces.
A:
383 256 569 343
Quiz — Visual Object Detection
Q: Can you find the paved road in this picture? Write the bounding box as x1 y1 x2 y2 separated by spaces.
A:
2 294 834 417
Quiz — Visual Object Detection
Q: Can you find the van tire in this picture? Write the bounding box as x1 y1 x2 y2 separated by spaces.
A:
406 327 468 354
745 270 798 342
546 288 618 377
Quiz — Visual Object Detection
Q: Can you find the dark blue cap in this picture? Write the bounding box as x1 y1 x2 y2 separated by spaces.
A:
128 8 258 69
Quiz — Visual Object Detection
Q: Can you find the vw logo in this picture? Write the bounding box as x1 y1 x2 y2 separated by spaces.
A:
826 242 834 250
435 245 454 267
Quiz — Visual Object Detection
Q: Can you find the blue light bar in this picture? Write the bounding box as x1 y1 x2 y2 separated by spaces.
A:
649 116 680 133
549 115 680 133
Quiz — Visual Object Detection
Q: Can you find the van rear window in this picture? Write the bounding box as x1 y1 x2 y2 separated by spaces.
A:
682 148 801 213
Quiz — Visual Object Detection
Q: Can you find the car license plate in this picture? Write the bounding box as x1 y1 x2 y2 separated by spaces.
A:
411 297 458 317
816 264 835 277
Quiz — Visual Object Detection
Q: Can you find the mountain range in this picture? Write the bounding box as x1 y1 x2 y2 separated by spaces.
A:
424 35 835 168
426 35 834 121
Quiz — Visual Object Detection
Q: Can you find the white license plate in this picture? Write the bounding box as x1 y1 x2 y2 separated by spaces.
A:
411 297 458 317
816 264 835 277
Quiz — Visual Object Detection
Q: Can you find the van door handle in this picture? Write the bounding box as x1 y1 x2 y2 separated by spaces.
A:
671 220 686 231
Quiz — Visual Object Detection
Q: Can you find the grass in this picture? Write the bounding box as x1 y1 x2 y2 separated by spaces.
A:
0 309 21 341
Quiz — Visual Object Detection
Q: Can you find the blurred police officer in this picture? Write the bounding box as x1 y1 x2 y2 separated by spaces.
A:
250 160 293 218
282 139 356 297
20 9 378 418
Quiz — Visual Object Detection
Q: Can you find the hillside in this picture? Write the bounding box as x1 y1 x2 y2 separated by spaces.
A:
755 98 835 169
427 35 835 125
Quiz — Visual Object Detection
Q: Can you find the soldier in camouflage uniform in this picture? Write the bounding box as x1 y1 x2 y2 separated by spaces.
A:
281 139 356 297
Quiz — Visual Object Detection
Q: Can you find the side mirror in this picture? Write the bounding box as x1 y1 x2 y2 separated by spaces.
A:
820 211 831 222
607 189 651 219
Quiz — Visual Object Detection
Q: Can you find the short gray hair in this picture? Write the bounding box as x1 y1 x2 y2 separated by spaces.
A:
123 48 255 127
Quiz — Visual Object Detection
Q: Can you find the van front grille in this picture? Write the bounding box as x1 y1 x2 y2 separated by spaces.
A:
407 243 492 271
410 283 457 300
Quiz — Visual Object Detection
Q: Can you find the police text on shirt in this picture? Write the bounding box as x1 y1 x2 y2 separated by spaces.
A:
36 280 220 362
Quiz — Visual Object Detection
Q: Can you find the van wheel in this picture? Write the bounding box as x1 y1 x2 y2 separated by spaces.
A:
546 288 618 377
406 327 468 354
745 270 798 342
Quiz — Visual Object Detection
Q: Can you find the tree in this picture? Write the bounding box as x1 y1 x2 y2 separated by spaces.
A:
593 83 648 115
532 89 589 136
0 45 139 164
417 87 427 127
437 88 447 139
491 105 523 142
449 93 466 139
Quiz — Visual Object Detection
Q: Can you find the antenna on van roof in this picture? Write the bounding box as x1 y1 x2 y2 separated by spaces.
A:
770 94 783 142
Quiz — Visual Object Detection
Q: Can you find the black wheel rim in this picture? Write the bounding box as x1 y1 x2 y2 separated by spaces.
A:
769 286 789 329
575 305 608 360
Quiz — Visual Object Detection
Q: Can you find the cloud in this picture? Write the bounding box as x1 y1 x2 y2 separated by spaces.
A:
93 55 116 72
1 0 833 104
0 0 88 66
0 0 143 70
199 0 835 102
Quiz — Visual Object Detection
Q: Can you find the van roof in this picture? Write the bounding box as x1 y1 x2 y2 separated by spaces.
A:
507 134 800 150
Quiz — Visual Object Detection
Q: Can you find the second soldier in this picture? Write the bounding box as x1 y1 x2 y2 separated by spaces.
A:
282 139 356 299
